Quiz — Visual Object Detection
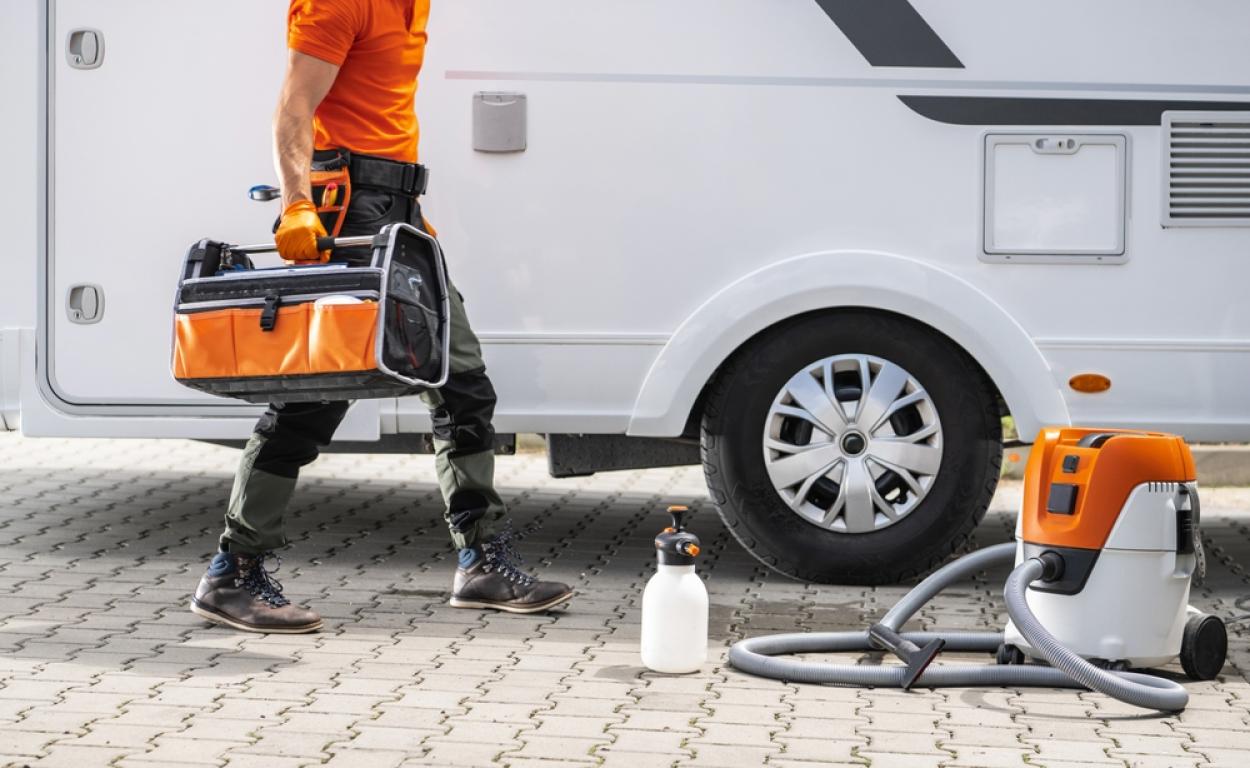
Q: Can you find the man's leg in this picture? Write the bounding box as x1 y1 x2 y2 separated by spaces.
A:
191 401 350 633
431 285 573 613
419 286 505 549
220 401 351 553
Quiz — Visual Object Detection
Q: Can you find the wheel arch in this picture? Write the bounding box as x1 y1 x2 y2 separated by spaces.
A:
627 250 1068 441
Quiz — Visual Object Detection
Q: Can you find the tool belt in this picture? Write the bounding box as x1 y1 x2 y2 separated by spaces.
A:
311 149 429 237
171 223 450 404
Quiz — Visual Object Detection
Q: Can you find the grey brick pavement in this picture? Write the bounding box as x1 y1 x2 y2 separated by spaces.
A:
0 433 1248 767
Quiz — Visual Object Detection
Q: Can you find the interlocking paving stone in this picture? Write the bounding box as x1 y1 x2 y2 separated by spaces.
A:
941 745 1037 767
940 724 1029 749
860 728 958 756
416 741 516 766
38 743 150 768
217 757 322 768
854 754 950 768
595 750 689 768
598 729 689 754
771 737 864 762
685 743 782 766
0 434 1249 767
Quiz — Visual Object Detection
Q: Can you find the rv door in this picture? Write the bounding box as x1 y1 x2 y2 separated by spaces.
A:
41 0 379 438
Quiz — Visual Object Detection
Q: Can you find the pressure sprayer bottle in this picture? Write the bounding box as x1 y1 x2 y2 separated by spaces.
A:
641 505 708 673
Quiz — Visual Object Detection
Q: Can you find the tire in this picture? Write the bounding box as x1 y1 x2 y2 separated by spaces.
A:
700 311 1002 585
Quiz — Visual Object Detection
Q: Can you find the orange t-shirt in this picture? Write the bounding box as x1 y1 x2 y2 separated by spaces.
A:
287 0 428 163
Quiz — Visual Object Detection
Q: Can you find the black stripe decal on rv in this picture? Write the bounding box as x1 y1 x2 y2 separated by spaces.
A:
811 3 1249 125
899 95 1250 126
815 0 963 69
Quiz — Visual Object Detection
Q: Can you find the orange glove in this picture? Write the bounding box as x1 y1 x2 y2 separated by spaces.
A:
275 200 330 263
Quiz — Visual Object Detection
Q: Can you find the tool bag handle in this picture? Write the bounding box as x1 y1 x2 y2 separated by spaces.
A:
180 233 390 282
227 234 379 256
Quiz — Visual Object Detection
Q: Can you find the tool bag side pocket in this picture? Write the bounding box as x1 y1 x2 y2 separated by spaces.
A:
310 301 379 373
375 224 449 389
382 260 444 383
173 309 238 380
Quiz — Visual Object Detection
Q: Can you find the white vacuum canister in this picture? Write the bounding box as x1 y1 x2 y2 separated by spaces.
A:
641 506 708 674
1004 481 1198 667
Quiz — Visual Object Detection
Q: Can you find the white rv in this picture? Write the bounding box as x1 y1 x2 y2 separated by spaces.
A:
3 0 1248 584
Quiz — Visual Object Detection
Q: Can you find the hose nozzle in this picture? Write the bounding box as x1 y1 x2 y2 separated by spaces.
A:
868 622 945 690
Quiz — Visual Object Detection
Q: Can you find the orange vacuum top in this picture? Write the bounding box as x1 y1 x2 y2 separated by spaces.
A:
1021 427 1195 551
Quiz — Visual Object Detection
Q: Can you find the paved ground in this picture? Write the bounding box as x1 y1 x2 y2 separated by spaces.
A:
1 434 1249 768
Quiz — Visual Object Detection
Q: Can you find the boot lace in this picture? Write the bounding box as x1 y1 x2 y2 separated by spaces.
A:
239 553 291 607
482 523 536 587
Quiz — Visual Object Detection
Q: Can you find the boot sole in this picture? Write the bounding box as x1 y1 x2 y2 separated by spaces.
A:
449 590 574 614
190 599 323 634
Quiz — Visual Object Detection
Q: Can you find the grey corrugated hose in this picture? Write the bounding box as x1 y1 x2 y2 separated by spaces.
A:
727 541 1189 712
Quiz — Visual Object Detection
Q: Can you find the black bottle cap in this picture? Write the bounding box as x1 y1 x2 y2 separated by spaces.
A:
655 505 702 566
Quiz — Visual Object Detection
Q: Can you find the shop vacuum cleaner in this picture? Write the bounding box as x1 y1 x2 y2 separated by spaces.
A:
728 427 1228 712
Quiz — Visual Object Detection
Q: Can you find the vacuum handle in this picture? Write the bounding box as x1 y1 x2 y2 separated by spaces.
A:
1178 484 1206 580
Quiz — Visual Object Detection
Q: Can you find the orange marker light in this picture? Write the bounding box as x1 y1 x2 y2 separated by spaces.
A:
1069 374 1112 393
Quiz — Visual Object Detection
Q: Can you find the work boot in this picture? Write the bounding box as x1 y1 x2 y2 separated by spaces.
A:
450 524 574 613
190 552 322 633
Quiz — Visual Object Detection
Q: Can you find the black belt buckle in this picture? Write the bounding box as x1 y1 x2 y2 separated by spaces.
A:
347 152 428 196
404 164 429 196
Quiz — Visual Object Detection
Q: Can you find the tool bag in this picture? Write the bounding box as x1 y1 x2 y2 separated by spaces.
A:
171 222 449 404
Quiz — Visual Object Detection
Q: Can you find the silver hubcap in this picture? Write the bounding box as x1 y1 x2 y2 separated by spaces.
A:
763 354 943 533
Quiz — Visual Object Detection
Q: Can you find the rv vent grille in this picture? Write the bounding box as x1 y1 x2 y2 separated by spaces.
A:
1163 111 1250 227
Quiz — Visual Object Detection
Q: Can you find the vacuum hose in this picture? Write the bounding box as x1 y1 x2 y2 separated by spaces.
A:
727 542 1189 712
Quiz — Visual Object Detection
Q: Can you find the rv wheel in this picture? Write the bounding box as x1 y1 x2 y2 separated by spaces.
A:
700 312 1002 585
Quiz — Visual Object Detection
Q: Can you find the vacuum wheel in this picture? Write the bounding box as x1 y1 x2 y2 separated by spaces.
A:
1180 613 1227 681
995 643 1025 665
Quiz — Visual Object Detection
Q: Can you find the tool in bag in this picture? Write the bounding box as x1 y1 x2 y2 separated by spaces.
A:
309 148 430 237
309 148 352 240
171 222 449 404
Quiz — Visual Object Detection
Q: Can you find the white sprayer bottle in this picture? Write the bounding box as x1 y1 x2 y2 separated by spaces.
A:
641 505 708 673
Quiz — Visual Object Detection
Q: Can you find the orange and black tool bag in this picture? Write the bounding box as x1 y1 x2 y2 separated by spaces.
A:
171 223 449 404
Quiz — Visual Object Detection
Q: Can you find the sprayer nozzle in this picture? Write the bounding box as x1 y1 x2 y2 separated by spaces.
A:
667 505 690 532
